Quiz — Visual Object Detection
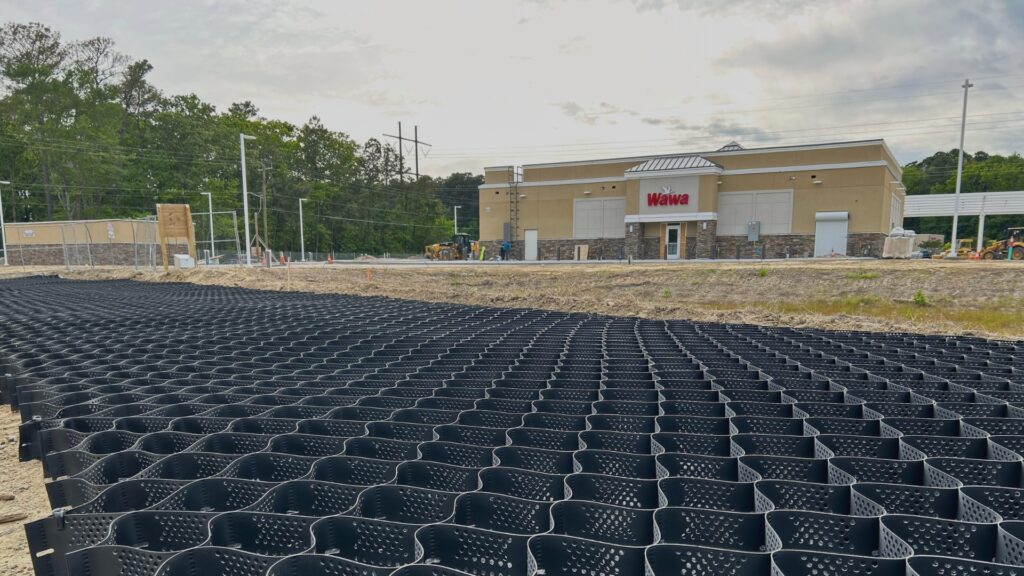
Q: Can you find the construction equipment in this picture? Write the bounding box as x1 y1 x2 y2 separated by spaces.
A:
978 227 1024 260
930 239 974 259
425 233 479 261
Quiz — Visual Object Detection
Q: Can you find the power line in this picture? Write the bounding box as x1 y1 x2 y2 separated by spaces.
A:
432 110 1024 154
431 121 1024 161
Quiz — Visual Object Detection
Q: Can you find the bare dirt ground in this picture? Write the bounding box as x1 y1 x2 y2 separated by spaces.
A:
0 259 1021 571
0 410 48 576
4 258 1019 339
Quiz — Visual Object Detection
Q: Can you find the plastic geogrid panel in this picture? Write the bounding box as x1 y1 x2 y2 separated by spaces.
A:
2 277 1024 576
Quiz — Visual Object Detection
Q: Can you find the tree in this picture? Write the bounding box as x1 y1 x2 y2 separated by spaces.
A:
902 150 1024 243
0 20 466 256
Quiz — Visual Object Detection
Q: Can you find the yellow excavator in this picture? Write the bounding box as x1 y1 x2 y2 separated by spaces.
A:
425 233 479 261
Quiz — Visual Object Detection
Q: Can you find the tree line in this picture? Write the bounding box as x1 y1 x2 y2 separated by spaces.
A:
901 149 1024 243
0 22 481 257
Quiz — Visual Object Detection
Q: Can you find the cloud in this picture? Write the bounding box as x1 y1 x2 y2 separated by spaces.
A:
559 101 638 125
558 35 584 54
632 0 820 16
718 2 1023 79
654 117 770 149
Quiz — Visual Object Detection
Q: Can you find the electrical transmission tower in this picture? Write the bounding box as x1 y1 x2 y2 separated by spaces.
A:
383 122 431 181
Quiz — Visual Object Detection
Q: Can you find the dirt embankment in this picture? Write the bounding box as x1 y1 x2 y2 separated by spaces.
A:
0 410 49 576
20 259 1022 340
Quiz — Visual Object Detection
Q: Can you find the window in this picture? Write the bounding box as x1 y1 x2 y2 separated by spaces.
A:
573 198 626 239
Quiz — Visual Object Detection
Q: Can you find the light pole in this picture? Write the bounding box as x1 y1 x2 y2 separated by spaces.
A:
949 78 972 258
454 205 461 236
200 192 215 262
240 133 256 266
0 180 9 266
298 198 307 262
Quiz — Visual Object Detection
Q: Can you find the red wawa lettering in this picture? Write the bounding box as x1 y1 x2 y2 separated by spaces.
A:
646 193 689 207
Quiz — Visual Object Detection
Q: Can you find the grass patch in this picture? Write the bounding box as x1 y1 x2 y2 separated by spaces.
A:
913 290 928 306
757 268 768 278
843 270 879 280
749 296 1024 338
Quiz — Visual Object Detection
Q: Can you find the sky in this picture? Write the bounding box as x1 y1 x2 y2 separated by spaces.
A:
4 0 1024 176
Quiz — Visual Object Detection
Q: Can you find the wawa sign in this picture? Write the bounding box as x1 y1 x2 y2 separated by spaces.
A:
646 186 689 207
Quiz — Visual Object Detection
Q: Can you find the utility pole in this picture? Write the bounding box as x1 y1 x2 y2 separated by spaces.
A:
383 123 431 181
949 78 972 258
260 158 270 260
0 180 9 266
239 134 256 266
454 205 461 235
398 122 404 181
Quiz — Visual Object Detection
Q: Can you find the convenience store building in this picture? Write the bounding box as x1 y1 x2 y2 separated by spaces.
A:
478 139 904 260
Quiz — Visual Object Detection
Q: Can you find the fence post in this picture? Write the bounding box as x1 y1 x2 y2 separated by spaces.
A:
83 224 94 268
59 225 70 272
131 222 139 270
231 211 241 267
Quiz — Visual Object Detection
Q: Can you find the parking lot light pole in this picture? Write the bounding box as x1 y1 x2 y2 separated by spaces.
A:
454 205 461 235
299 198 307 262
0 180 9 266
240 134 256 266
200 192 215 261
949 78 972 258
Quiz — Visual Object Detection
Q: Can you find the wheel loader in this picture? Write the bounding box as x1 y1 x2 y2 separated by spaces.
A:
424 233 480 261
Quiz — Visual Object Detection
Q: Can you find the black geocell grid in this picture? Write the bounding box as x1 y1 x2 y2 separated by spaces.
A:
3 277 1024 576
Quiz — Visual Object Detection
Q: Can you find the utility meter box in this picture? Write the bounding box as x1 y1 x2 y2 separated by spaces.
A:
747 221 761 242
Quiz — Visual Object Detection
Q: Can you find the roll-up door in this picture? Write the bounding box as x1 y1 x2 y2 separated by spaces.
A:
814 211 849 256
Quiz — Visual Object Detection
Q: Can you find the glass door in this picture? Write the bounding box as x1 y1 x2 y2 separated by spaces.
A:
666 224 680 260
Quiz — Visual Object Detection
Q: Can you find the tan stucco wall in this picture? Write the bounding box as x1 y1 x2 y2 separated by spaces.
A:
699 176 718 212
483 169 512 185
479 187 510 240
719 166 890 234
706 144 891 172
6 220 158 245
522 161 642 183
479 183 627 241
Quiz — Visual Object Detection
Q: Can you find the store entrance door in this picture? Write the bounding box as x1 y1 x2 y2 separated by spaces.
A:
666 224 681 260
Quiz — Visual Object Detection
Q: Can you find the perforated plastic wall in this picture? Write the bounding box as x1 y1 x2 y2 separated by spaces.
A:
2 276 1024 576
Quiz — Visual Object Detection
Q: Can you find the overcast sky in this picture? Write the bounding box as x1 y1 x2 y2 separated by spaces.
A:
5 0 1024 175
